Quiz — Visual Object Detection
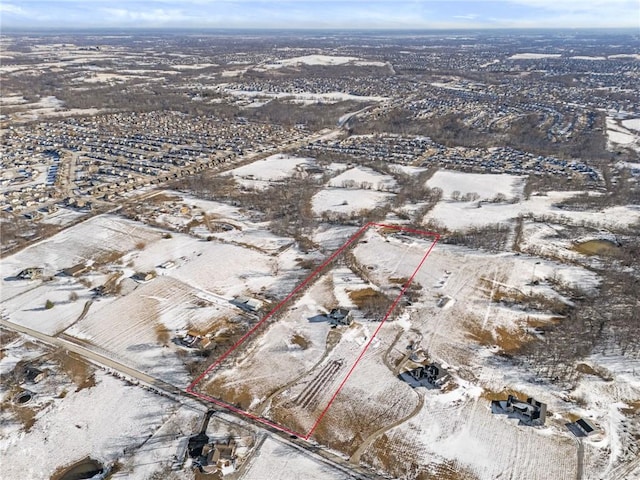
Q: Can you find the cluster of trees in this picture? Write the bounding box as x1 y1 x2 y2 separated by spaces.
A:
516 222 640 385
242 98 370 129
350 106 609 161
440 223 512 253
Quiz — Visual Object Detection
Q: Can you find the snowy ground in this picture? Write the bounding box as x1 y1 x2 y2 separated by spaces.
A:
225 88 386 104
0 212 305 387
328 165 396 191
228 154 314 190
423 171 639 231
508 53 562 60
606 116 640 152
241 436 350 480
0 369 187 480
260 54 387 68
427 170 526 201
312 189 393 216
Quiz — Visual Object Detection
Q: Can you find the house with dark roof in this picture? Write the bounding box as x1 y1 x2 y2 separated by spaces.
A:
327 308 352 326
567 417 598 437
491 395 547 426
399 363 448 388
17 267 43 280
231 296 263 313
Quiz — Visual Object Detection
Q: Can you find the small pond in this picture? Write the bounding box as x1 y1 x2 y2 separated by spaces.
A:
53 458 105 480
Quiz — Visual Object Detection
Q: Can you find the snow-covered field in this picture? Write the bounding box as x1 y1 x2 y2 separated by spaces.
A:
3 154 639 479
0 212 304 387
226 88 386 104
241 437 349 480
328 165 396 191
427 170 526 201
423 171 640 231
262 54 387 68
622 118 640 132
312 165 396 215
508 53 562 60
606 116 640 151
312 188 393 215
228 154 313 190
0 370 184 480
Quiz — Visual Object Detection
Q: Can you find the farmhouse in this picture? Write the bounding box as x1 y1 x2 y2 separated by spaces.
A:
62 263 90 277
327 308 352 326
201 439 237 476
491 394 547 426
132 271 156 282
231 296 263 313
177 330 211 349
16 267 43 280
399 363 448 388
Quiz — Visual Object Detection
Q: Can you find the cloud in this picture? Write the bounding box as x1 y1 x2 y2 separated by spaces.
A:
2 0 638 29
102 7 189 23
0 3 27 15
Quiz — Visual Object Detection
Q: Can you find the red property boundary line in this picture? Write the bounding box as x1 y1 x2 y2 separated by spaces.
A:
186 222 440 440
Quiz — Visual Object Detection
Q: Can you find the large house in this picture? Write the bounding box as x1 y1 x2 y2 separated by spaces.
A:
491 395 547 426
399 363 448 388
327 308 352 326
200 439 237 476
16 267 43 280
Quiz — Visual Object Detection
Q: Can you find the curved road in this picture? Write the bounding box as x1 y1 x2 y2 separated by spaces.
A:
349 390 424 465
350 328 425 465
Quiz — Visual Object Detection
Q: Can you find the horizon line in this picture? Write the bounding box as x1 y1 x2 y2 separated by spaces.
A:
2 26 638 33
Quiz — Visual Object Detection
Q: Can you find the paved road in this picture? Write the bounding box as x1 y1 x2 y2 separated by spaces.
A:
576 438 584 480
0 316 181 395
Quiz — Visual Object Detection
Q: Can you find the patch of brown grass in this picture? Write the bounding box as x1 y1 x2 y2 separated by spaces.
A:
155 324 171 346
290 334 310 350
186 218 203 230
348 287 388 309
377 226 401 236
7 404 37 432
389 276 409 285
621 401 640 415
0 328 19 347
204 379 253 410
576 362 613 381
51 349 95 392
564 412 582 423
480 387 527 402
526 316 562 328
572 239 619 256
576 363 598 376
465 322 531 354
487 284 571 316
93 250 124 267
149 193 182 204
362 432 476 480
419 461 479 480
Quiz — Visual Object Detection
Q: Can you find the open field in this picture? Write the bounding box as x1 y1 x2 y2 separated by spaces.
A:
189 224 439 440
